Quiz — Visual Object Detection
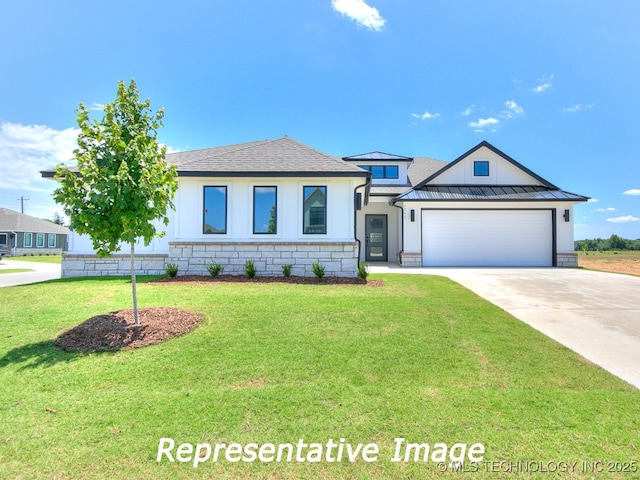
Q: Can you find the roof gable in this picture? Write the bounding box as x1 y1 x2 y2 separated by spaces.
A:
414 141 558 189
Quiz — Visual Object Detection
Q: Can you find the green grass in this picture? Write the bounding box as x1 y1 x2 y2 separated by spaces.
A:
1 274 638 479
9 255 62 264
0 268 33 274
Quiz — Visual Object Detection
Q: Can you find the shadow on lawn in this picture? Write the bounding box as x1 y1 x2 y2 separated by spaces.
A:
0 340 91 371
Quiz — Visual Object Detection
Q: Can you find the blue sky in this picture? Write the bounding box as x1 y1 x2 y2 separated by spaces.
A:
1 0 638 239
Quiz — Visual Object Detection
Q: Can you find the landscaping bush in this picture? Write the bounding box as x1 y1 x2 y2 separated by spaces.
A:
206 261 224 277
244 259 257 278
282 264 292 277
164 263 178 278
312 262 325 279
357 262 369 280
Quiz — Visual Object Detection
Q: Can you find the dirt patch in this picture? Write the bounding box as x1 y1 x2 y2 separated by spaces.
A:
54 307 204 353
154 274 383 287
578 253 640 276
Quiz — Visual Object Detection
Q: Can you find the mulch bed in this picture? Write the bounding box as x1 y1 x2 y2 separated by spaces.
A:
154 274 383 286
53 307 204 353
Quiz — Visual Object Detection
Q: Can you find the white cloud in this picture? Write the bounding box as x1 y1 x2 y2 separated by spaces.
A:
606 215 640 224
587 198 599 203
331 0 386 31
533 74 554 93
623 189 640 196
411 111 441 120
89 103 105 111
460 105 474 117
501 100 524 118
468 117 500 133
0 122 79 193
595 207 616 212
563 103 594 113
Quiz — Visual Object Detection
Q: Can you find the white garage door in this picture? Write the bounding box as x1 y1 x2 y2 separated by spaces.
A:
422 210 553 267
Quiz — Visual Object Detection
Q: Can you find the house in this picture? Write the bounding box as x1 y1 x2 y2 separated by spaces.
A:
0 208 69 256
42 137 588 277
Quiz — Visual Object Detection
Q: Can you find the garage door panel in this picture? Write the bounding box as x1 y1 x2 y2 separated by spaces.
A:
422 210 553 267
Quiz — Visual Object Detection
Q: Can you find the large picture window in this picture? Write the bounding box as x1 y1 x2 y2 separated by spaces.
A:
253 186 277 234
303 186 327 234
203 186 227 234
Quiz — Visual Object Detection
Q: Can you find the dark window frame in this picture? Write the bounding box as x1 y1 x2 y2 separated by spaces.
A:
253 186 277 234
203 186 228 234
303 186 327 235
358 165 399 179
474 160 490 177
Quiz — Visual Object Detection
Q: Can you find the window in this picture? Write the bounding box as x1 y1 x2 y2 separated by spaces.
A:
253 186 277 234
358 165 399 179
303 186 327 234
0 233 7 245
48 234 56 248
23 233 32 247
36 233 45 247
203 186 227 234
474 160 489 176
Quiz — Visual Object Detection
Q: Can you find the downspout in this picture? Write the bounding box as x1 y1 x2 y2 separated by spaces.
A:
353 173 372 268
391 199 404 265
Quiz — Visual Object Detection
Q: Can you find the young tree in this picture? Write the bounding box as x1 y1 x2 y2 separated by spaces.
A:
53 79 178 324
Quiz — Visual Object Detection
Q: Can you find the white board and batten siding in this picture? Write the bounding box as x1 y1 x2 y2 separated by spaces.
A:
421 209 554 267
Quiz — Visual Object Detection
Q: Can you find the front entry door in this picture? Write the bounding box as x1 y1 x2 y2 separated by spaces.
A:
365 214 388 262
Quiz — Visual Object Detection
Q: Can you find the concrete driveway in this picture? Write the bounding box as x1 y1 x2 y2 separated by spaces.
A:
0 258 62 287
369 264 640 390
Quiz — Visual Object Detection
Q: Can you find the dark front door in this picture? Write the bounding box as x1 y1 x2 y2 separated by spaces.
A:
365 214 388 262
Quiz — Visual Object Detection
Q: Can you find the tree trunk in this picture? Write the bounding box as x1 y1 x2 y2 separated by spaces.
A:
130 241 139 325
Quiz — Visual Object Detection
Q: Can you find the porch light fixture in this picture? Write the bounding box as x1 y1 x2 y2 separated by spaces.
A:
410 209 415 222
563 209 570 222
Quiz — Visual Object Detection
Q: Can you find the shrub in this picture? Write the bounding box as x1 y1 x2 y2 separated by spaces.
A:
206 261 224 277
244 259 257 278
282 264 293 277
357 262 369 280
164 263 178 278
311 262 325 279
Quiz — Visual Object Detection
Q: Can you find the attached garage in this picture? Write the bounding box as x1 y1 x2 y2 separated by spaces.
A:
421 209 554 267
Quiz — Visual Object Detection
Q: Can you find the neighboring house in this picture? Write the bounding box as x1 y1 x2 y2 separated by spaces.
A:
41 137 588 277
0 208 69 256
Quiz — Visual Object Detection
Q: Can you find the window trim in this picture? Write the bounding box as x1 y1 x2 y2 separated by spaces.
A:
23 232 32 247
48 234 56 248
203 185 228 235
302 185 327 235
253 186 277 235
474 160 490 177
36 233 45 248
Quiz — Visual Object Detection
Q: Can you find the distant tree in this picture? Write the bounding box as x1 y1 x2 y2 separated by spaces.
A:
53 79 178 324
51 212 65 226
608 234 627 250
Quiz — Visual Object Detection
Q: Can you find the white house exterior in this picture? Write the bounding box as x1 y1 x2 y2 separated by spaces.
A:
44 137 588 277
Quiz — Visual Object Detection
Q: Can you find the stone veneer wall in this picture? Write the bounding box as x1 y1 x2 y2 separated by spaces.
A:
13 247 64 257
168 241 359 278
398 252 422 267
556 253 578 267
61 242 360 278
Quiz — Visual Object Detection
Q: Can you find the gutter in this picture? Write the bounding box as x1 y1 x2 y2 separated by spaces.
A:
353 173 372 268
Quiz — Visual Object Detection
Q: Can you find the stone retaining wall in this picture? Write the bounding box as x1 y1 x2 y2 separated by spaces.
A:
61 254 169 278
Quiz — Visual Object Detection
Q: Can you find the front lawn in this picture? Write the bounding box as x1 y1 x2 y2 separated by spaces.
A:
8 254 62 264
1 275 638 479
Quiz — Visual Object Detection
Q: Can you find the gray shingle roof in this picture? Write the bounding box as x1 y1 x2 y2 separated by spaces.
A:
0 208 69 235
168 137 369 177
